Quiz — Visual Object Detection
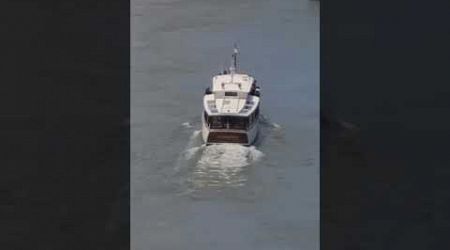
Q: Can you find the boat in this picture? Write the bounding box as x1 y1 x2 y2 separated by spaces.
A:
201 45 261 145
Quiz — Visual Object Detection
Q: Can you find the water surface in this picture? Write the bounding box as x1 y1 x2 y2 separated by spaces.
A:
131 0 319 249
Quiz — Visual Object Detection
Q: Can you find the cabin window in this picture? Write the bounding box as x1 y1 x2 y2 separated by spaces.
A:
224 92 238 97
207 116 248 130
228 116 248 130
246 107 259 127
208 116 226 129
251 110 256 126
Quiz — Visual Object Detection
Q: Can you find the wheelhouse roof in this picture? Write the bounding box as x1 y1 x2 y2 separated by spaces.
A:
204 72 259 116
211 73 255 93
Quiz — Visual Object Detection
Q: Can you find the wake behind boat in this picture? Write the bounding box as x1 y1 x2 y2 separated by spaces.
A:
202 45 261 145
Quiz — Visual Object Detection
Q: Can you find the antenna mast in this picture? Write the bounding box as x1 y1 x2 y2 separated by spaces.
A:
230 43 238 74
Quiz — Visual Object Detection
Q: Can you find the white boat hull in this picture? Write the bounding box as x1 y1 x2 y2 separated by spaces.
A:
200 46 261 146
201 115 259 146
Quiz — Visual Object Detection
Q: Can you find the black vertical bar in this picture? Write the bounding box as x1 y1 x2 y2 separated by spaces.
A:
1 1 130 249
322 0 450 249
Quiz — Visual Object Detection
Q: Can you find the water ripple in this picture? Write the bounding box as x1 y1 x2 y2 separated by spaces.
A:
189 144 264 190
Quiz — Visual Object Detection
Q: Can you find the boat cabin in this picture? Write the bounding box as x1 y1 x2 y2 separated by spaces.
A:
203 106 259 130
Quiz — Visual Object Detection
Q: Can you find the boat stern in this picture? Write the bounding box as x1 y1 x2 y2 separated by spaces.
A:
206 130 249 145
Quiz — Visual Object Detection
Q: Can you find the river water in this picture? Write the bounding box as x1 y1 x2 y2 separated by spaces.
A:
131 0 319 249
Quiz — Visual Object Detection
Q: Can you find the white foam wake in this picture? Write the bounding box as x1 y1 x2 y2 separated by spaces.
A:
189 129 201 139
272 123 281 129
174 130 202 171
190 144 264 188
183 144 206 160
181 122 193 128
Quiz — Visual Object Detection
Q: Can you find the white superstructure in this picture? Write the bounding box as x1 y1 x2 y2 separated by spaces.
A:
202 46 261 145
